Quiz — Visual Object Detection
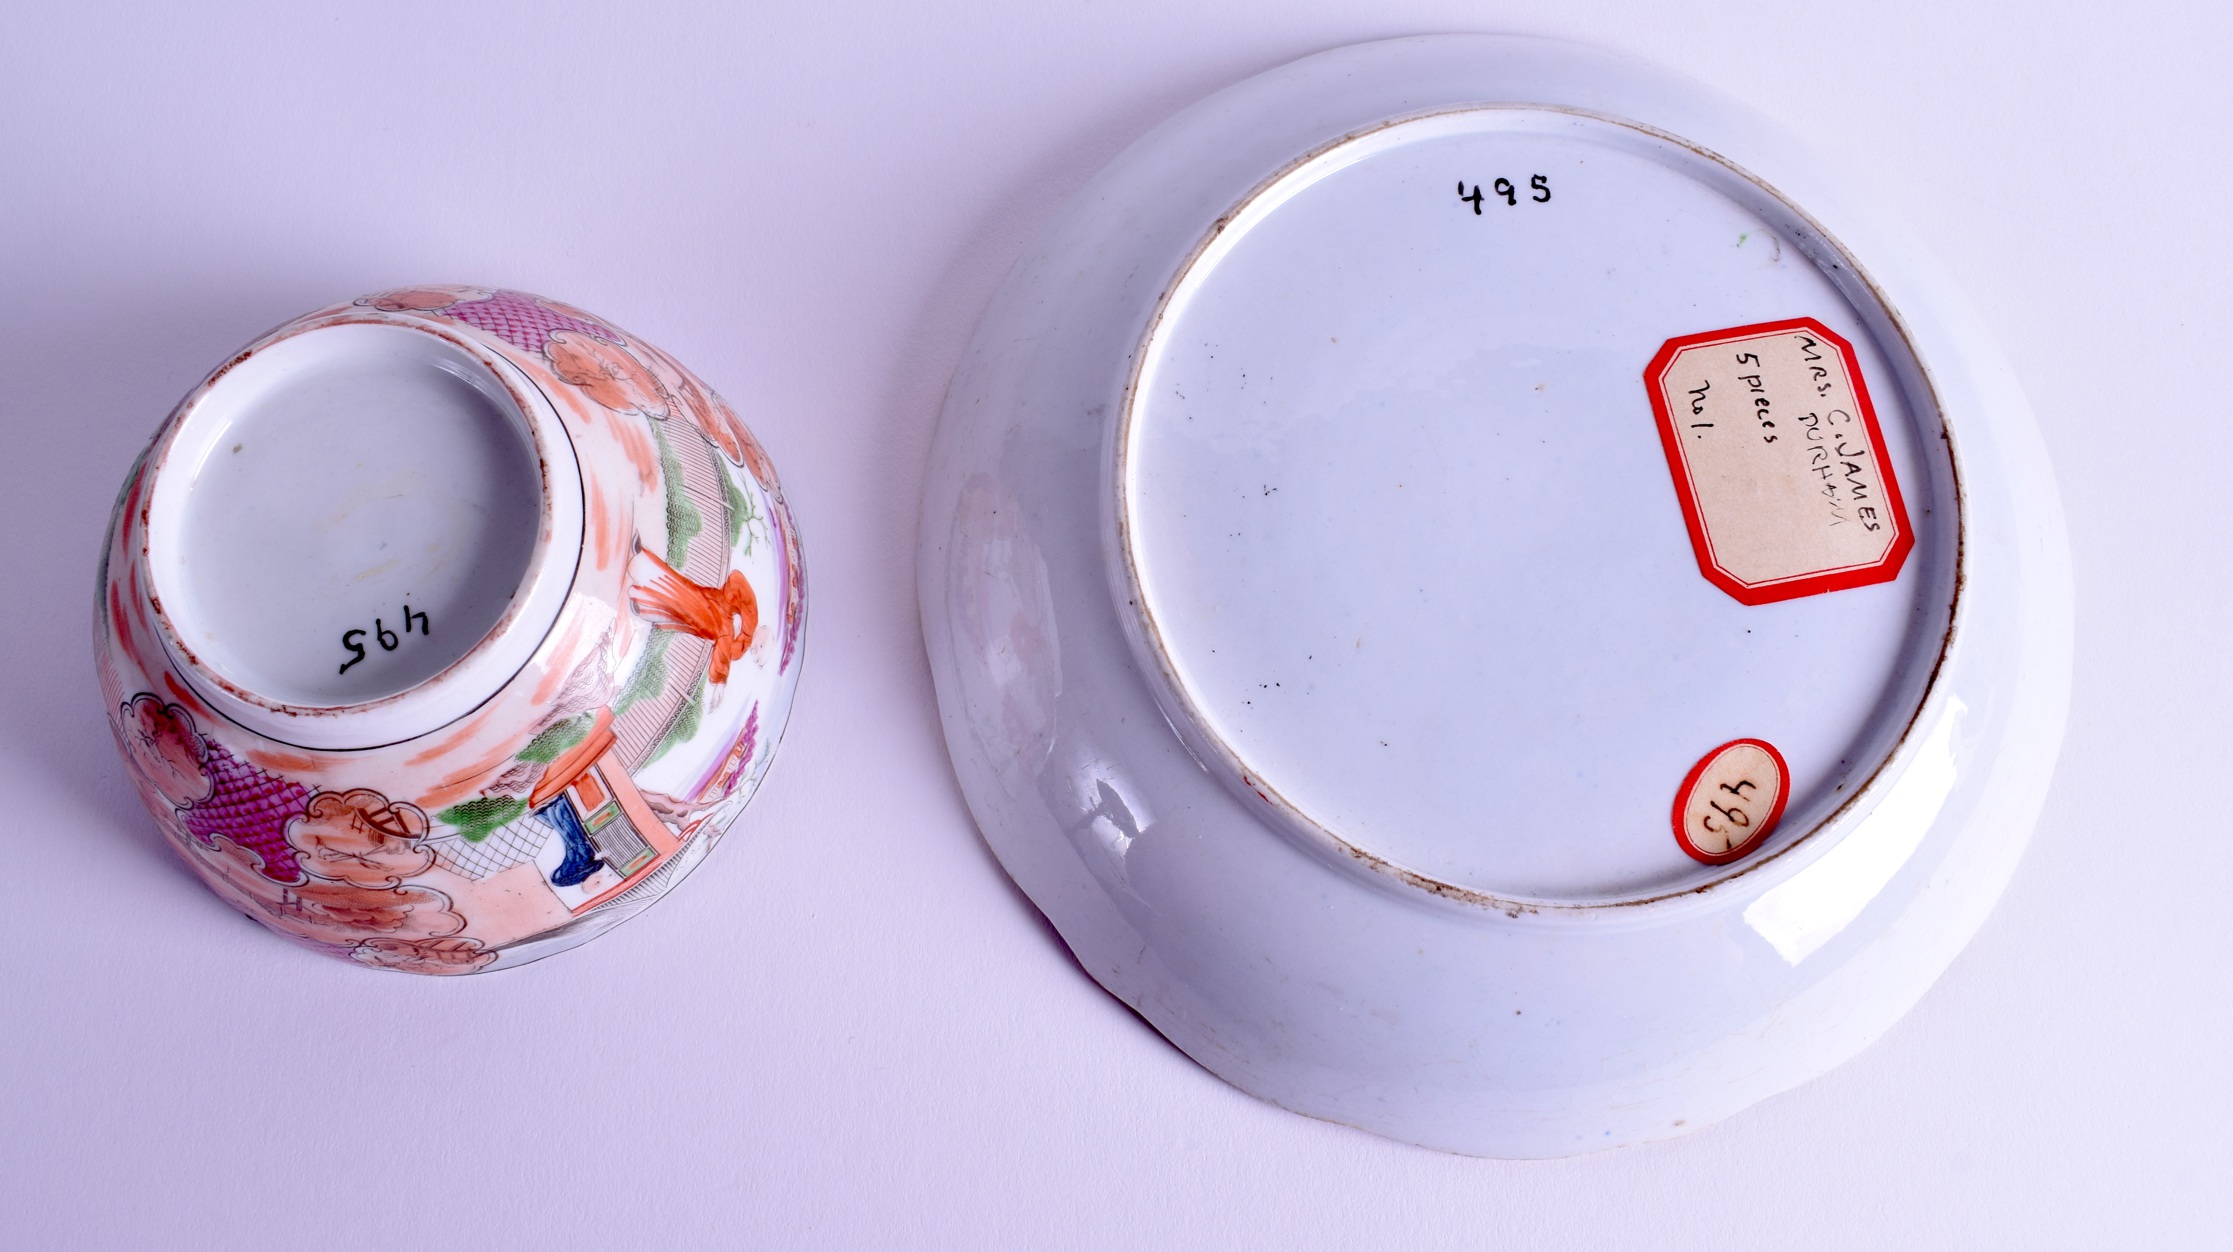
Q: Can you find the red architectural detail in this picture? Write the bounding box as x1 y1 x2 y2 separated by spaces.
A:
532 708 685 915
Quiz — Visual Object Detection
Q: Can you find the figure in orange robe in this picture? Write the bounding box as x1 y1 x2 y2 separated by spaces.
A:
628 551 759 685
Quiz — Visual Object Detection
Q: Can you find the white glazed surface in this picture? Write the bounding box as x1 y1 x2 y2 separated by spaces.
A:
1118 107 1955 905
143 320 586 746
919 35 2071 1157
162 324 545 706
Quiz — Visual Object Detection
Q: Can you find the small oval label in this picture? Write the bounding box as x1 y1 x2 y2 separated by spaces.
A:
1672 738 1789 865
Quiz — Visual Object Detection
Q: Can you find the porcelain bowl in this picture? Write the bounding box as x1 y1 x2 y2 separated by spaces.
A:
98 286 805 974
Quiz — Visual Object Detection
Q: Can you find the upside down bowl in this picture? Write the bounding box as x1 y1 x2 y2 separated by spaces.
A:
99 286 805 973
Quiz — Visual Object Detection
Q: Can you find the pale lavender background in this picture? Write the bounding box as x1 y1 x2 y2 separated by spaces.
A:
1 3 2225 1248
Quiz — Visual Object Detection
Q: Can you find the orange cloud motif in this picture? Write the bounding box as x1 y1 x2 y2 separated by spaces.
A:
122 695 210 808
353 936 498 975
628 335 773 482
670 369 741 463
727 406 779 492
364 285 481 313
181 788 494 975
547 331 669 416
701 382 779 489
292 790 440 888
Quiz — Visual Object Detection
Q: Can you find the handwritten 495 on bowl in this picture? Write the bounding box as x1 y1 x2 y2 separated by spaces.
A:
99 286 805 974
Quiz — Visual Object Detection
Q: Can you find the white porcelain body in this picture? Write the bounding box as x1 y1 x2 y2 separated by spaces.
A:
918 36 2070 1156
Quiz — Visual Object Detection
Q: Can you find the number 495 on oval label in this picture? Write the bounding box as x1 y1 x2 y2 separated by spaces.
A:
1672 738 1790 865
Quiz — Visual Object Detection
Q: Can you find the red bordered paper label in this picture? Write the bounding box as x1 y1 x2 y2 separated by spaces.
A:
1645 318 1913 605
1672 738 1789 865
